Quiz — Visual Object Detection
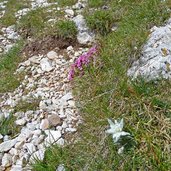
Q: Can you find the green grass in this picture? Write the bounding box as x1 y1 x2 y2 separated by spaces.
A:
17 7 63 38
31 0 171 170
14 98 41 113
86 10 115 35
0 0 30 27
0 40 25 93
0 114 21 138
48 0 77 7
88 0 106 8
54 20 77 40
17 7 78 40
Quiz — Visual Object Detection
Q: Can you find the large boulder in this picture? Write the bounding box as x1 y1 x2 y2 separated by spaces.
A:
128 19 171 80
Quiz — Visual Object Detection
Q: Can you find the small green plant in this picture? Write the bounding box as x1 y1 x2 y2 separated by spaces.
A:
31 145 66 171
0 114 20 137
55 20 77 40
88 0 106 8
86 10 114 35
151 98 170 112
0 40 25 93
48 0 77 7
1 0 31 27
14 98 40 113
17 8 48 38
17 7 64 38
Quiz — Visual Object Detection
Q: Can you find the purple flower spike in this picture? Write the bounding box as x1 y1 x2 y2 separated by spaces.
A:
68 68 75 81
68 45 97 80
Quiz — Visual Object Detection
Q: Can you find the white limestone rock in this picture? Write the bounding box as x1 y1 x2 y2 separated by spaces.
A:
15 141 25 150
67 46 73 52
73 15 94 44
19 128 33 140
9 148 18 156
29 149 45 163
40 119 50 130
0 134 3 140
128 19 171 80
32 134 45 146
61 93 73 102
3 135 10 141
47 51 58 60
33 129 42 136
56 138 65 146
2 153 12 167
44 130 61 146
68 100 75 107
29 55 40 64
15 118 26 126
0 138 18 152
77 32 94 44
65 128 77 133
0 47 4 53
65 9 74 17
73 15 87 31
39 100 47 110
27 121 38 131
72 2 85 10
40 58 53 72
11 165 23 171
56 164 65 171
24 143 36 154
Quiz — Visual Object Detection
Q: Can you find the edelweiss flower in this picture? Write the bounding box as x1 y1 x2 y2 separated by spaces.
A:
106 118 130 143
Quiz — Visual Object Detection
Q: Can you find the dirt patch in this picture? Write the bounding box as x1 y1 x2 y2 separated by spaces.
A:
23 35 80 57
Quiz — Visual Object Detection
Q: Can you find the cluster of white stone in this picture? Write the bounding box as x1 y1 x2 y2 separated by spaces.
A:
0 1 7 19
0 46 90 170
0 25 20 53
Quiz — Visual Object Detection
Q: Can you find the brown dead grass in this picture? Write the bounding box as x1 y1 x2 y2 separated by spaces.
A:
22 36 79 57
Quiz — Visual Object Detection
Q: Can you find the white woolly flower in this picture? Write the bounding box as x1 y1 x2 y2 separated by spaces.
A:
106 118 130 143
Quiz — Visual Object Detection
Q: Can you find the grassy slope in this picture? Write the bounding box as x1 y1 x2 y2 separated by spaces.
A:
0 0 170 170
32 0 171 171
0 41 25 93
0 0 31 27
0 4 75 93
0 0 30 92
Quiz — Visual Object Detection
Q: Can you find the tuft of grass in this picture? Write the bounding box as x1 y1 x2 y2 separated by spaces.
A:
88 0 106 8
1 0 31 27
0 40 25 93
32 0 171 170
14 98 40 113
86 10 115 35
0 114 21 137
17 7 64 39
31 145 66 171
17 8 50 38
48 0 77 7
54 20 77 40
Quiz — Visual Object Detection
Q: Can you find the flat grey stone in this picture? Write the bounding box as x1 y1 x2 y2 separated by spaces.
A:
0 138 18 152
44 130 61 146
2 153 12 167
47 51 58 60
40 58 53 72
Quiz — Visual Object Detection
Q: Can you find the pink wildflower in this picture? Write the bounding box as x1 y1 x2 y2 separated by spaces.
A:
68 45 97 80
